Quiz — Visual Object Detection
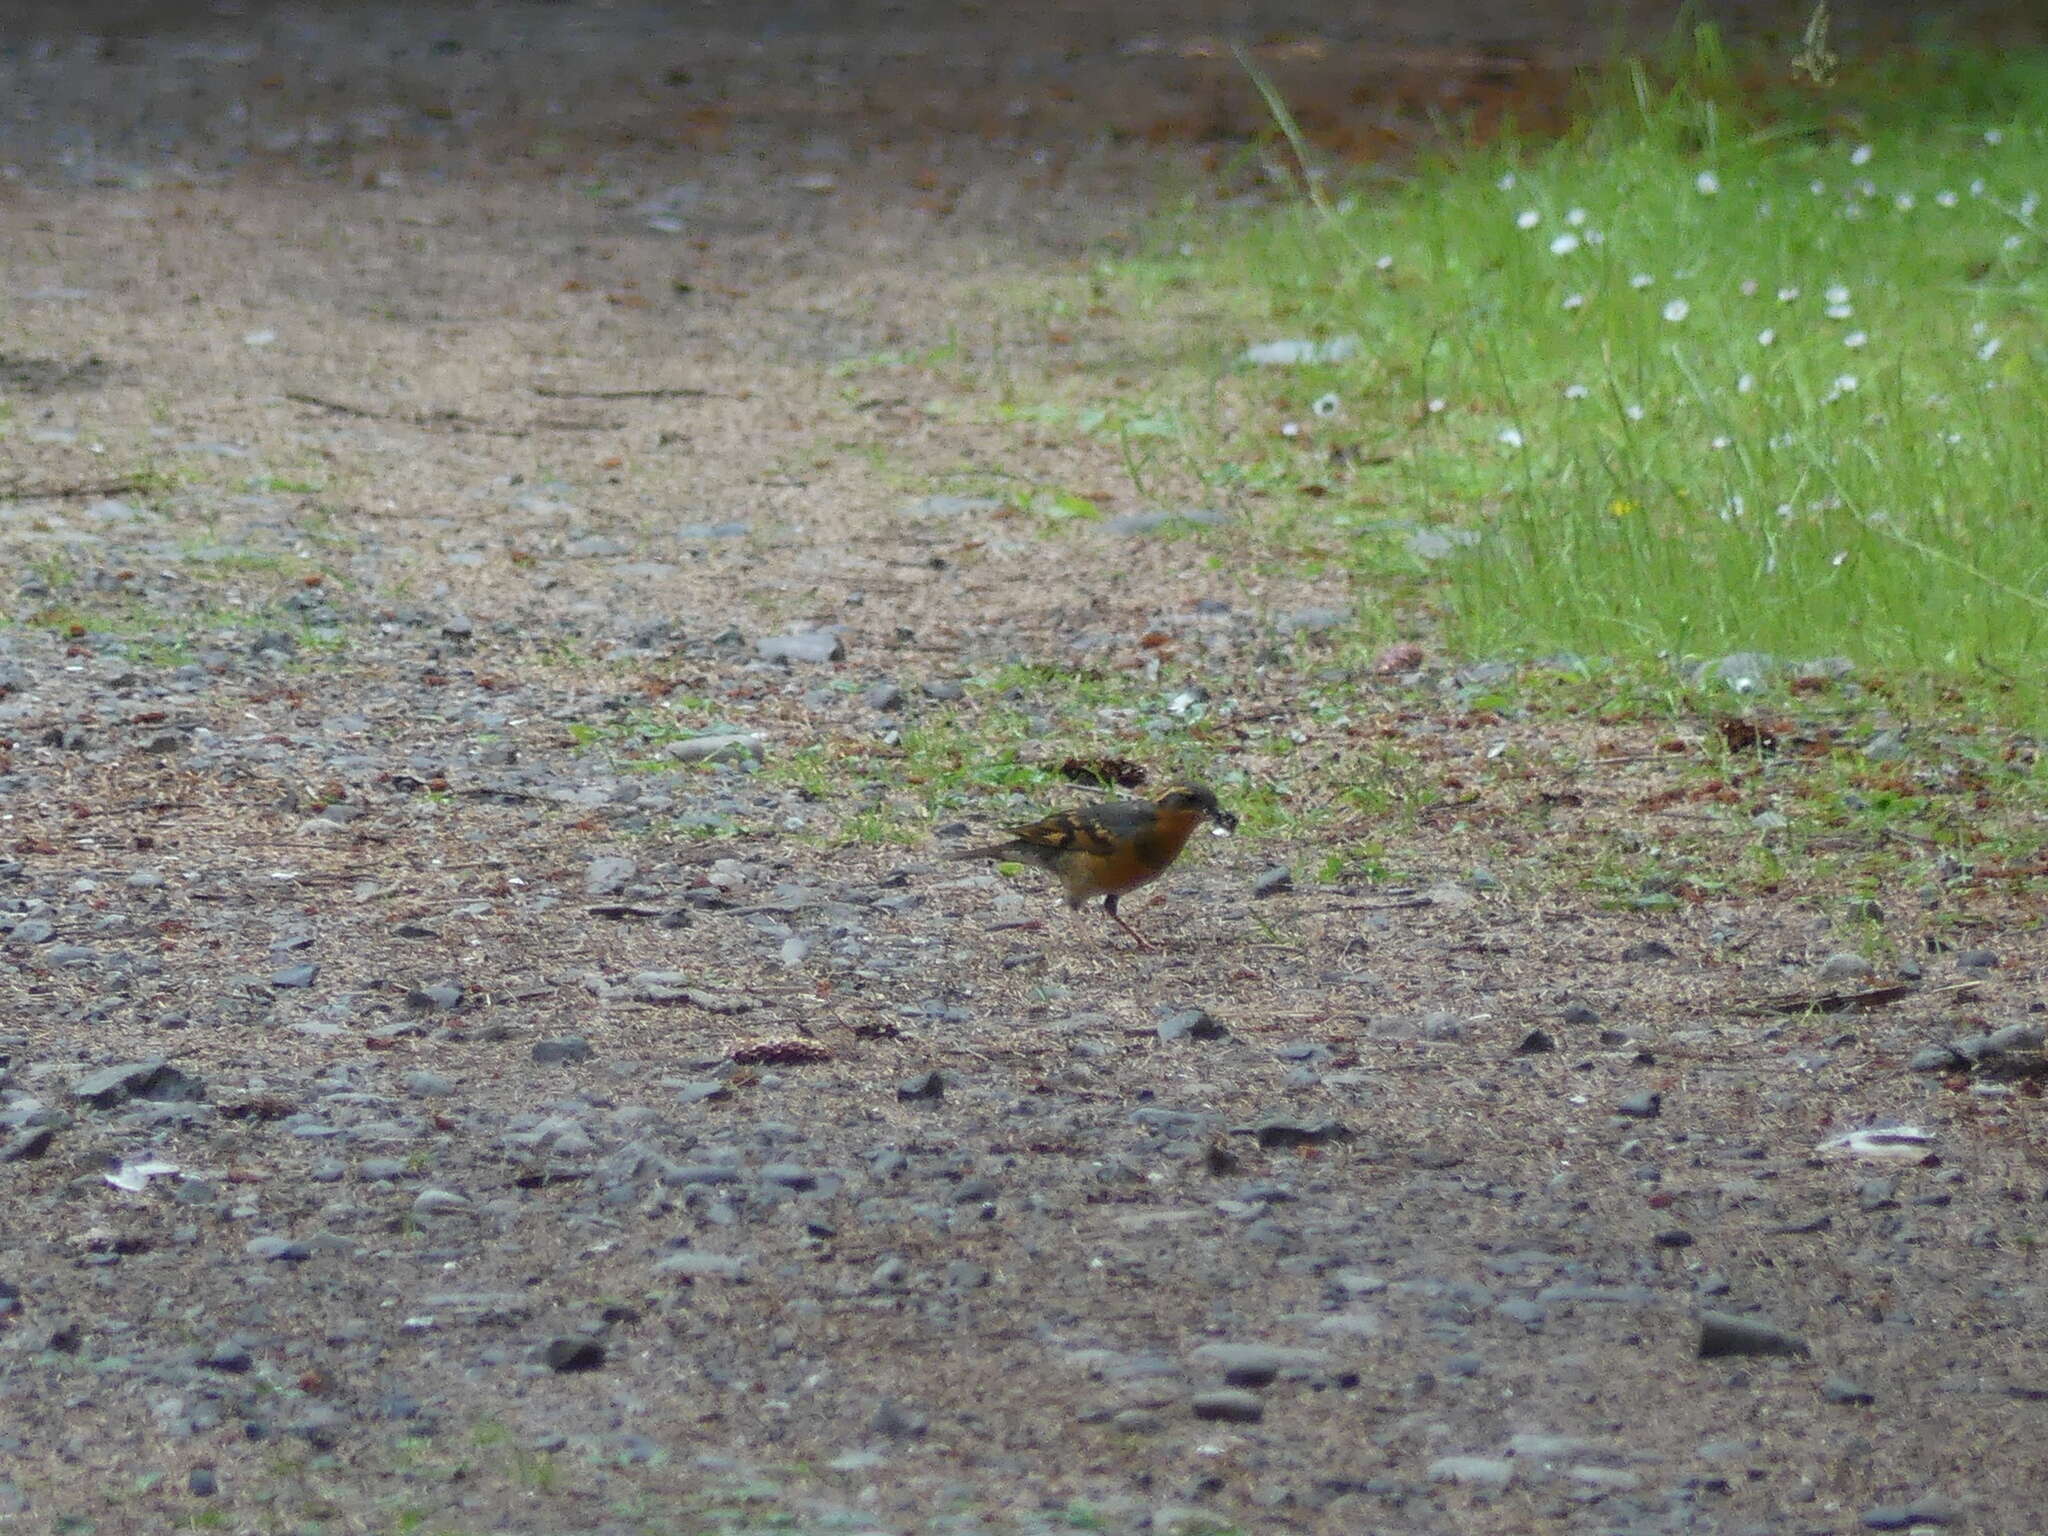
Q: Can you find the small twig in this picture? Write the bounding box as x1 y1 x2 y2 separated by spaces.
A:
532 385 725 401
0 477 149 502
286 390 585 439
1880 825 1939 849
285 390 385 419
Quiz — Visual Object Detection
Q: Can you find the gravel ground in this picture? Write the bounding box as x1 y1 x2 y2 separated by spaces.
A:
2 4 2046 1534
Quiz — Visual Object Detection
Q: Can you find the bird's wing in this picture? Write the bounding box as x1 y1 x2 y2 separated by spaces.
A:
1002 797 1151 856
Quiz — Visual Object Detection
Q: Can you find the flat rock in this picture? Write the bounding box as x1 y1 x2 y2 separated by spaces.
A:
1698 1310 1811 1359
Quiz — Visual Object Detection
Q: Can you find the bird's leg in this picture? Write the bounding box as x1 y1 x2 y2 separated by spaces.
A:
1102 894 1151 950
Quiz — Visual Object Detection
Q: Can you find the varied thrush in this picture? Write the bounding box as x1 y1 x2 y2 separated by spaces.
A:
948 782 1238 948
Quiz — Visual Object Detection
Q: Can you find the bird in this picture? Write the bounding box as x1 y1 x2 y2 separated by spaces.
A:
947 781 1238 948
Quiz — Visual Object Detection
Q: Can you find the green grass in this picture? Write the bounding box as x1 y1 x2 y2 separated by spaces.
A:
1110 34 2048 726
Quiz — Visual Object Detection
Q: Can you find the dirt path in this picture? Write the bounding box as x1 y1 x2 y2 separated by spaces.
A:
2 5 2044 1534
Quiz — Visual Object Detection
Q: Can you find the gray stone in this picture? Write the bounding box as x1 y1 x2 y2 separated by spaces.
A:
1698 1310 1809 1359
1251 865 1294 897
1157 1008 1228 1043
1616 1090 1662 1119
755 631 844 664
1819 951 1872 981
532 1036 593 1066
1234 1117 1352 1149
900 494 1007 519
1861 1493 1960 1529
584 856 638 896
1189 1388 1265 1423
1277 605 1348 636
1988 1024 2046 1053
664 732 763 765
1427 1456 1514 1489
197 1341 253 1373
244 1236 310 1262
1105 508 1227 535
656 1250 747 1280
1695 651 1777 692
1241 336 1360 366
73 1060 204 1108
1188 1343 1331 1386
541 1335 605 1373
0 1128 55 1162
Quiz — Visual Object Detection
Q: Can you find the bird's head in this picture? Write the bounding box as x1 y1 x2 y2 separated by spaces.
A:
1156 782 1238 832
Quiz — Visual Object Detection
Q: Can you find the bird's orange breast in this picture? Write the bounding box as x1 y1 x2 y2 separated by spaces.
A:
1054 802 1204 902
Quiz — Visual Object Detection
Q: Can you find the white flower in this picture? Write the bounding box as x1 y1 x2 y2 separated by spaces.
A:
1739 278 1759 296
1517 209 1540 229
1936 189 1959 207
1584 229 1605 246
1971 320 1990 336
1561 292 1585 310
2022 192 2041 219
1825 284 1851 304
1827 303 1854 320
1970 178 1987 196
1427 397 1446 413
1737 373 1756 394
1280 421 1301 437
1850 144 1873 166
1563 383 1590 399
1549 232 1581 255
1567 207 1588 226
1662 299 1690 322
1978 337 2003 361
1810 179 1827 195
1856 179 1877 198
1844 331 1868 348
1711 435 1732 449
1630 273 1654 289
1499 172 1519 189
1498 427 1525 448
1777 286 1800 302
1984 129 2004 146
1695 170 1721 195
1831 550 1850 566
1757 329 1776 346
1894 193 1916 211
1375 253 1394 270
1312 392 1340 417
1624 404 1645 421
1834 374 1859 392
2005 234 2025 251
